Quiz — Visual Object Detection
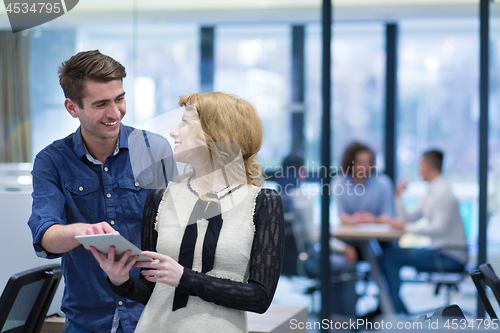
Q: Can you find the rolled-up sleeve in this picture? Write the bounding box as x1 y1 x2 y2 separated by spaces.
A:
28 149 67 259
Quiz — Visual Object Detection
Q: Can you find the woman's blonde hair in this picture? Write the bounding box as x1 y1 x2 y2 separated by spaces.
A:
177 92 264 190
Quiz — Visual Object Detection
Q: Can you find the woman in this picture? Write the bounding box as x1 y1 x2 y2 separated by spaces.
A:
335 142 396 226
90 92 284 332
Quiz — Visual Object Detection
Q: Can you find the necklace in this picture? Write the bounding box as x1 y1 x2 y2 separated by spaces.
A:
187 178 243 199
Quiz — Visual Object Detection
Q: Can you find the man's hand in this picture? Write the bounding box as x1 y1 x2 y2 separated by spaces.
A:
76 221 119 235
375 214 406 231
76 221 119 250
386 218 406 232
42 221 119 254
395 181 408 198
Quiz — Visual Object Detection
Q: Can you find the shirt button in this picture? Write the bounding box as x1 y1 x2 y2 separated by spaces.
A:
135 182 139 187
104 167 109 172
79 186 83 191
118 301 123 306
110 220 115 226
107 193 111 198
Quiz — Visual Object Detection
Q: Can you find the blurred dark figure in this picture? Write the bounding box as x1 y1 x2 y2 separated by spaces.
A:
279 150 306 276
279 150 360 320
280 150 306 213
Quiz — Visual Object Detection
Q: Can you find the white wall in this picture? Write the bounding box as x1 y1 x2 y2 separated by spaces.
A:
0 191 64 316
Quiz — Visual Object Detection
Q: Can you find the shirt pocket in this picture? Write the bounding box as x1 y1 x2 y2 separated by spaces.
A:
133 162 169 190
117 177 147 222
64 179 100 223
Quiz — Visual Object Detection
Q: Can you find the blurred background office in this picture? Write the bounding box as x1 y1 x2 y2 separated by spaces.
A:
2 0 500 325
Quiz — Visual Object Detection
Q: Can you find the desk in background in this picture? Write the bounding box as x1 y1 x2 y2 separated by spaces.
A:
332 224 403 314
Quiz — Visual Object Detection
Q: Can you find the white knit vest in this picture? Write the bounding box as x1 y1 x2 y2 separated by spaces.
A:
135 181 260 333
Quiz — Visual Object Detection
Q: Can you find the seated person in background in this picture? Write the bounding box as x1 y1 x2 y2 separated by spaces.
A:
302 238 359 319
280 153 359 319
279 149 307 276
280 149 306 213
381 149 468 314
333 142 399 247
303 237 358 273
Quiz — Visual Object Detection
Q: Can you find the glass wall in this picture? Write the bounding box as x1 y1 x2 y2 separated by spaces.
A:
303 23 385 228
305 23 386 170
26 12 490 261
11 0 500 317
397 19 480 257
30 22 199 158
488 3 500 265
215 24 291 169
30 28 79 157
79 23 200 125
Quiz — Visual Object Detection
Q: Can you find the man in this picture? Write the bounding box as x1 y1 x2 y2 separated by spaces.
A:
28 50 175 332
381 150 468 314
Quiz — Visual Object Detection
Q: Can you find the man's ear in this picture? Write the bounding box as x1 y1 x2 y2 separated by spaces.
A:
65 98 79 118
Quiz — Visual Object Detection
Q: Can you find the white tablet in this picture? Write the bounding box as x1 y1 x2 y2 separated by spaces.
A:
75 233 152 263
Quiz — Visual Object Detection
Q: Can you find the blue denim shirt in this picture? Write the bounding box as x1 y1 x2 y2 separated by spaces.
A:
28 124 174 333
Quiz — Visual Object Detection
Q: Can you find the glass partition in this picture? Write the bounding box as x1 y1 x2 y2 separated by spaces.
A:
215 24 291 169
397 18 480 259
305 22 385 171
488 2 500 273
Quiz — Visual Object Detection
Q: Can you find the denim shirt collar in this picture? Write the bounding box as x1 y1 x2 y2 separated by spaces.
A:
72 123 129 160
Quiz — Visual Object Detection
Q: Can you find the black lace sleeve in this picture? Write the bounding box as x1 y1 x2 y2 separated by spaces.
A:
109 189 165 304
176 188 285 313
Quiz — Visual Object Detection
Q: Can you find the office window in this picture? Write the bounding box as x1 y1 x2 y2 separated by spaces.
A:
302 23 385 230
30 29 80 158
305 23 385 170
214 24 291 169
30 23 199 159
488 11 500 257
397 19 479 253
79 23 199 124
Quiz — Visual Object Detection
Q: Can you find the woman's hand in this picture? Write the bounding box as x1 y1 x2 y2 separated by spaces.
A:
89 246 138 286
352 212 376 224
135 251 184 287
341 244 358 264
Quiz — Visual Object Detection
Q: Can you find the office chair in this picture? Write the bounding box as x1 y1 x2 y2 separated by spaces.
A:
471 263 500 320
0 264 62 333
404 246 469 308
415 269 467 306
291 203 362 319
417 304 467 328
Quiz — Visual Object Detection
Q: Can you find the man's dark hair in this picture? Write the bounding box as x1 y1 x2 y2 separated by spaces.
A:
58 50 126 108
341 141 374 177
422 149 444 173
